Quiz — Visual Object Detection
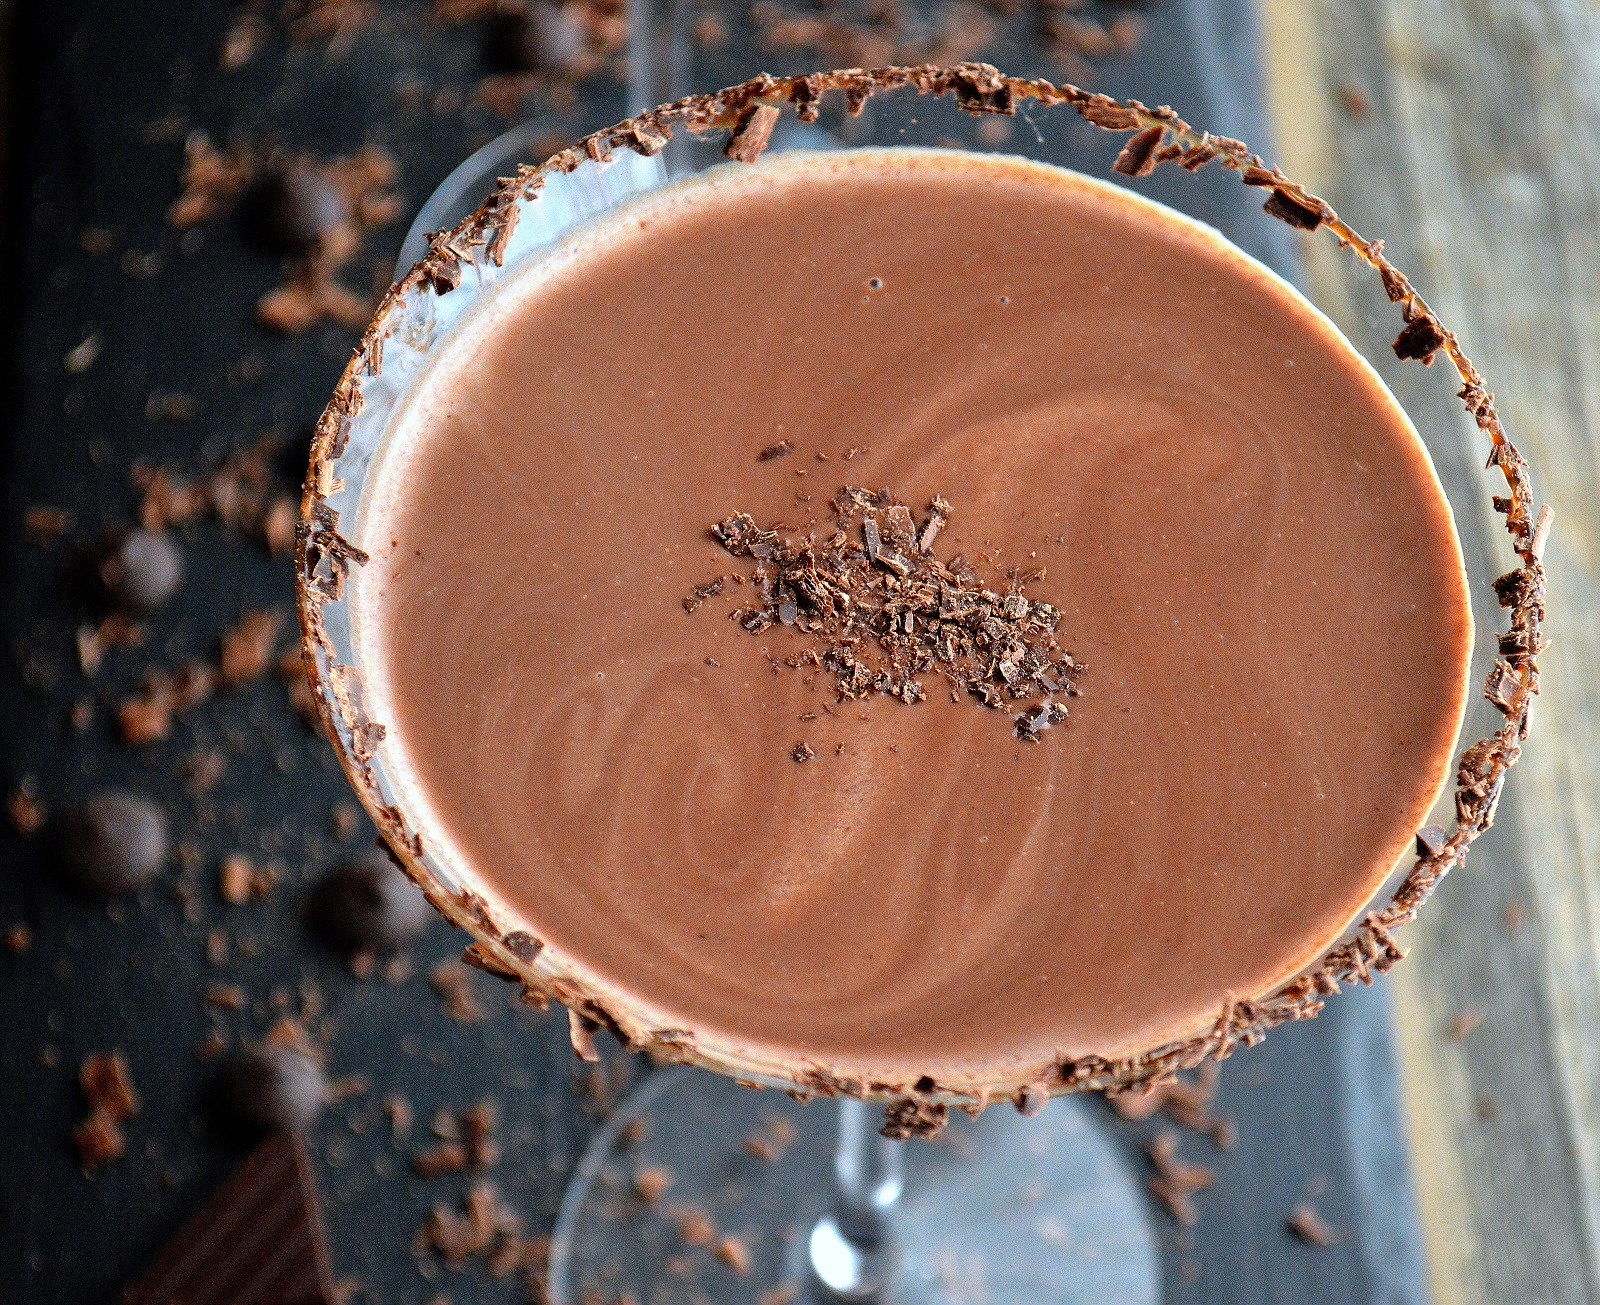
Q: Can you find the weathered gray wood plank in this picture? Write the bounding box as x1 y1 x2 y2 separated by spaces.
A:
1259 2 1600 1301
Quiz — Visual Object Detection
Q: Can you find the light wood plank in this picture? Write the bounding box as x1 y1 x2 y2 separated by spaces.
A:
1258 1 1600 1301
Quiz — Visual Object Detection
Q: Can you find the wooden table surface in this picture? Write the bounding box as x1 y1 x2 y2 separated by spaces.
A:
1259 2 1600 1301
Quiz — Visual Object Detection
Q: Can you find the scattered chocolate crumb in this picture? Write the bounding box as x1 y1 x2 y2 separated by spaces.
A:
219 851 275 905
116 663 217 744
75 1051 141 1173
169 132 258 229
430 962 486 1023
284 0 375 47
1337 83 1371 119
262 497 298 557
74 1107 127 1173
742 1116 795 1162
145 390 199 424
1287 1201 1343 1247
1447 1007 1484 1042
23 505 74 544
7 777 45 836
204 984 247 1010
220 609 284 686
1145 1130 1215 1226
385 1094 413 1142
1111 1062 1234 1147
100 528 185 613
1013 1082 1049 1116
412 1139 469 1178
219 1043 328 1135
713 1234 751 1274
47 790 169 895
673 1206 716 1247
462 1101 499 1168
63 333 102 374
422 1182 520 1266
790 741 815 763
757 437 795 461
632 1166 672 1202
220 7 270 69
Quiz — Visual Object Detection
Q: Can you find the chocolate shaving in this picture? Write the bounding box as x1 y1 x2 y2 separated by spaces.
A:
726 103 782 164
698 488 1083 740
1263 187 1327 231
1112 125 1166 178
1393 315 1448 364
880 1095 947 1138
1145 1130 1215 1226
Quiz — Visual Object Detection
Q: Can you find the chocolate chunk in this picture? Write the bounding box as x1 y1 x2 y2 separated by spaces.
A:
122 1133 335 1305
47 790 169 895
218 1044 328 1135
1393 315 1447 364
307 853 430 952
255 164 351 254
484 2 585 73
99 528 184 612
1263 187 1327 231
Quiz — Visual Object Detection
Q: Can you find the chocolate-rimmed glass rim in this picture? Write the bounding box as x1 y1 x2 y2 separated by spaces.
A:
296 62 1549 1129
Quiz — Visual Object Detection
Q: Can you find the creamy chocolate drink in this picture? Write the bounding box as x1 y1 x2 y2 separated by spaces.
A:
350 148 1472 1086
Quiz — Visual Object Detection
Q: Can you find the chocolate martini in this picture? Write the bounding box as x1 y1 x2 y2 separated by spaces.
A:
348 147 1472 1089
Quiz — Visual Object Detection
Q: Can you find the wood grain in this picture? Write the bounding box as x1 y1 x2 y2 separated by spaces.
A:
1258 1 1600 1301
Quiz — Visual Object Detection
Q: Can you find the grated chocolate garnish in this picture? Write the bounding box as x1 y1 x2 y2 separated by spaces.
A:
696 487 1083 740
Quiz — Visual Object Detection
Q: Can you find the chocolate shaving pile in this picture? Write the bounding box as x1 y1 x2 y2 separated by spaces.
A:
698 488 1083 740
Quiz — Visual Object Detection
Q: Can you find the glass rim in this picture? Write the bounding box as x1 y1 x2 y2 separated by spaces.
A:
296 62 1550 1129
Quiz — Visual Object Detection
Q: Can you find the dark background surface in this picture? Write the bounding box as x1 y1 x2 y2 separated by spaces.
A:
0 1 1428 1301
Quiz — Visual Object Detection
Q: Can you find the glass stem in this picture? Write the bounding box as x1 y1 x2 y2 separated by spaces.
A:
807 1098 904 1300
625 0 691 113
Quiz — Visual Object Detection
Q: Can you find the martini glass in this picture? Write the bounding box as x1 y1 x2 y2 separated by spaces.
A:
299 66 1545 1305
